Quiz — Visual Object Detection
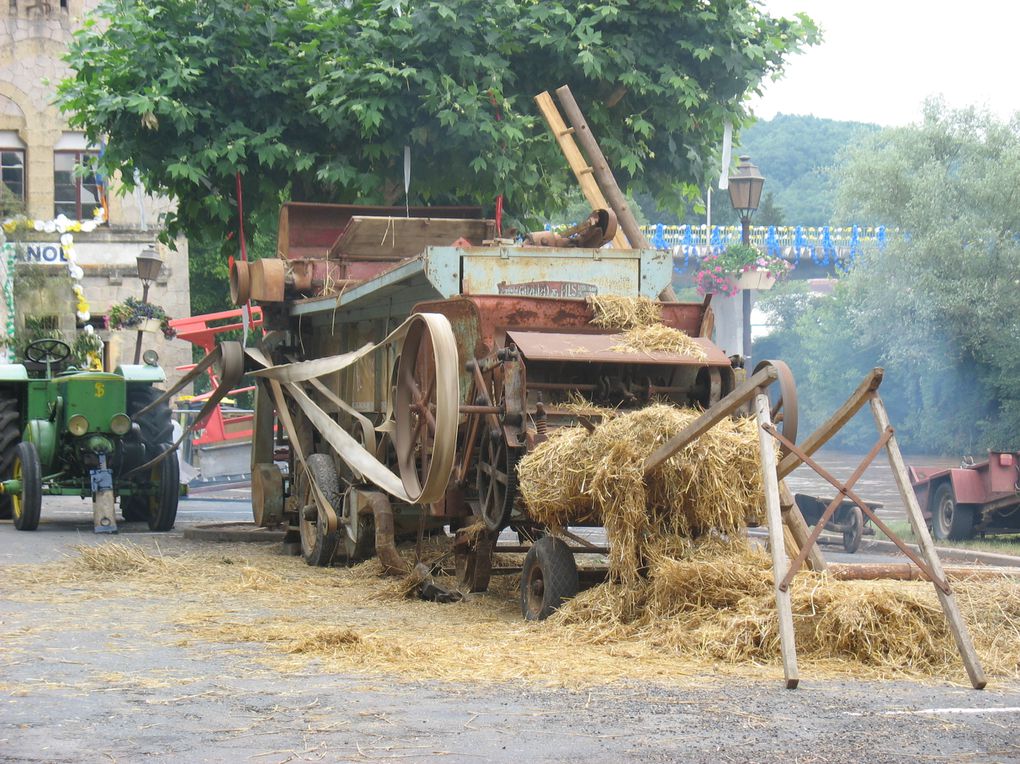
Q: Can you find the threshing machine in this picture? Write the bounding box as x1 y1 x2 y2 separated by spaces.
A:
236 203 796 618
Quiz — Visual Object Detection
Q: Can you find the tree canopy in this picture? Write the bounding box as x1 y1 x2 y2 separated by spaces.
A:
757 101 1020 453
58 0 817 245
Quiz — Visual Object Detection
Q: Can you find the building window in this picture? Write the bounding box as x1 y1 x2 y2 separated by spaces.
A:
54 151 102 221
1 149 25 215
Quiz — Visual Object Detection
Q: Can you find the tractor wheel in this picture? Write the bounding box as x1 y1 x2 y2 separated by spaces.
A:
520 536 578 621
12 441 42 532
933 482 976 541
297 454 341 567
127 385 174 461
125 451 180 531
0 392 19 520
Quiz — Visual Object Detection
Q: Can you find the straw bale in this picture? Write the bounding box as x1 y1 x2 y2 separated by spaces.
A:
587 295 661 329
610 324 707 360
518 404 764 585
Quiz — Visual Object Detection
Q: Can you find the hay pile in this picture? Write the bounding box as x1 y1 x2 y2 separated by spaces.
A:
552 539 971 672
587 294 662 329
586 294 706 359
518 404 764 589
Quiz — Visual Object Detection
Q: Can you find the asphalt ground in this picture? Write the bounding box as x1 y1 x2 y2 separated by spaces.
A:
1 492 1019 763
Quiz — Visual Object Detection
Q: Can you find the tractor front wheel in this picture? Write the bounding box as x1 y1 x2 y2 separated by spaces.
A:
12 441 42 531
0 392 19 520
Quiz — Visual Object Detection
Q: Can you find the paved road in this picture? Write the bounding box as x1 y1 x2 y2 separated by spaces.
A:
2 490 1019 763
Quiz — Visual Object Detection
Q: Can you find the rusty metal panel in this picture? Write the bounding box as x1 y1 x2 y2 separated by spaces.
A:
506 330 731 366
949 468 987 504
460 250 639 296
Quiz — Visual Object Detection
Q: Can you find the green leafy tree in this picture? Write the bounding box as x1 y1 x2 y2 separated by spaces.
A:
762 100 1020 454
59 0 817 248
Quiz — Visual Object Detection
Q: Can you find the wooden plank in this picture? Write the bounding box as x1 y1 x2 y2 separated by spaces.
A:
329 217 493 261
643 365 778 475
534 91 630 249
828 563 1020 582
555 85 650 249
755 393 799 689
779 480 827 572
777 368 884 479
870 394 987 690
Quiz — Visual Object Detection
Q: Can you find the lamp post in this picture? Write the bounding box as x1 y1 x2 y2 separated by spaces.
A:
728 155 765 366
133 245 163 364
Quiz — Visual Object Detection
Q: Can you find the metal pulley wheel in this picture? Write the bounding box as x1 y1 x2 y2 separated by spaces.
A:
394 314 459 506
752 359 798 456
477 429 523 532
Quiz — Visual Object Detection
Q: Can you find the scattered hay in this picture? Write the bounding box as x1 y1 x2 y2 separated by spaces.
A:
610 324 707 360
587 294 661 329
554 540 968 673
71 541 177 577
2 539 1020 685
518 404 764 588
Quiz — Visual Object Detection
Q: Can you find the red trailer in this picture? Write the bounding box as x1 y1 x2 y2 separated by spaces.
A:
909 452 1020 540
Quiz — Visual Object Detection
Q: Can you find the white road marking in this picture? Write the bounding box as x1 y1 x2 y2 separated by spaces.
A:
850 707 1020 716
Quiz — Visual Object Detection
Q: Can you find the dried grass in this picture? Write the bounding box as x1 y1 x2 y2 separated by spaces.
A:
518 404 764 588
610 324 707 359
587 294 661 329
2 539 1019 686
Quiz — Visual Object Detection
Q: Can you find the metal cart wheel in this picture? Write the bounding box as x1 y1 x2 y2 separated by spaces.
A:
842 505 864 554
477 430 522 532
932 482 976 541
520 536 578 621
455 529 495 593
297 454 341 567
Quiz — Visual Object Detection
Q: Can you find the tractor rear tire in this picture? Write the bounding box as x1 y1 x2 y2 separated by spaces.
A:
520 536 578 621
127 385 174 461
933 482 976 541
12 441 41 532
0 392 19 520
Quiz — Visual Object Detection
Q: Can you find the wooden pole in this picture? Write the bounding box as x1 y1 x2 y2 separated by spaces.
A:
554 85 650 250
534 91 630 249
755 393 799 689
779 480 827 572
870 393 987 690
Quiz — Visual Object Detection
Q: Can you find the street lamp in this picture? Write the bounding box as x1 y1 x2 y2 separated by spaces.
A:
133 245 163 364
728 155 765 365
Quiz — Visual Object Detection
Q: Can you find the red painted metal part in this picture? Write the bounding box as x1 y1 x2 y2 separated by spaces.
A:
168 307 265 446
910 451 1020 517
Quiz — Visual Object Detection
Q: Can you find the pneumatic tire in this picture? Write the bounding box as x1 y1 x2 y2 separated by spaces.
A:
520 536 578 621
0 392 19 520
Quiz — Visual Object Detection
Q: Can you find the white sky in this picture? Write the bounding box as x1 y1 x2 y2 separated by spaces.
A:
752 1 1020 127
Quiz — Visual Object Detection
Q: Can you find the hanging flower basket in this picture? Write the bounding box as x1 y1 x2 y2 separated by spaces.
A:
736 271 777 291
107 297 176 339
695 244 792 296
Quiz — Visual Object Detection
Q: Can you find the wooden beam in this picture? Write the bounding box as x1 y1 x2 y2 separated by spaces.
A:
828 563 1020 582
534 91 630 249
555 85 650 250
755 393 799 689
870 393 987 690
779 480 827 572
778 368 884 480
643 365 778 475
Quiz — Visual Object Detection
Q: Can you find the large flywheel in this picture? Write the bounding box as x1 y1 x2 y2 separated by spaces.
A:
393 314 460 506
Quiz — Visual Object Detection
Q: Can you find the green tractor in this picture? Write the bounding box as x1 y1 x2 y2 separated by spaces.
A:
0 338 179 533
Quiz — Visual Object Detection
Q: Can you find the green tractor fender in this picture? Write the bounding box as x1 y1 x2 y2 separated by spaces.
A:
24 419 57 471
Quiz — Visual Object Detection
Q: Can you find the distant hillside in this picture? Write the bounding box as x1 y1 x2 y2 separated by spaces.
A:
736 113 879 226
635 113 879 227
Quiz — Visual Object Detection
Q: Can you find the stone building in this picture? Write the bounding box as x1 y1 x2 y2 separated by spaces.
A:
0 0 191 382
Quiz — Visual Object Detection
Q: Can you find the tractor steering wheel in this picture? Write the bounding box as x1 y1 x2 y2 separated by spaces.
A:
25 338 72 365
